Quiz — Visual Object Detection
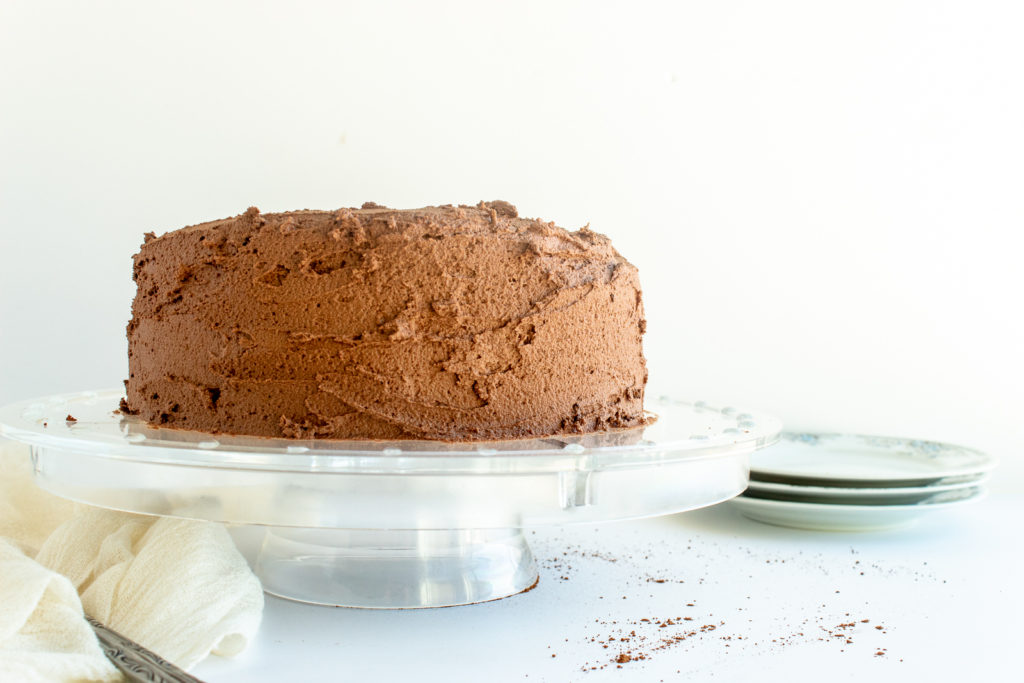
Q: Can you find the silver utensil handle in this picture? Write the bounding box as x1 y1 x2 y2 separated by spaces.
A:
86 615 206 683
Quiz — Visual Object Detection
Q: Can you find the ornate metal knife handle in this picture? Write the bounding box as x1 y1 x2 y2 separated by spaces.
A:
86 616 206 683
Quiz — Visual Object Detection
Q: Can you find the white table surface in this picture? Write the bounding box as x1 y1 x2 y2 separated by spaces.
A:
193 493 1020 682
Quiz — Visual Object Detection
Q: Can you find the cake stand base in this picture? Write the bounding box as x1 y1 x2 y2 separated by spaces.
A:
255 527 539 609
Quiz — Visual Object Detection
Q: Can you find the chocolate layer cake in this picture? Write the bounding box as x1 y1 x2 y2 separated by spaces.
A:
124 201 647 441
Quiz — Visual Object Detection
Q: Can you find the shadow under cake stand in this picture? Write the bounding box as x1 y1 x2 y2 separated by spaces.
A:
0 391 780 609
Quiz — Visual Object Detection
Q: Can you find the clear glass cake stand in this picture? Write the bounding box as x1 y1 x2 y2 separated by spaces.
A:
0 390 780 609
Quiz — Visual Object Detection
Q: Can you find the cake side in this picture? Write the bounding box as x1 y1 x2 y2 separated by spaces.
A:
124 201 648 441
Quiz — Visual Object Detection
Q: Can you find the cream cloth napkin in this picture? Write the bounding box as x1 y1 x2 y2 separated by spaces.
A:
0 441 264 682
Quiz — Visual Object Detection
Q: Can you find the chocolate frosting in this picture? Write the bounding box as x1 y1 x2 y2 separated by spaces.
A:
125 201 647 441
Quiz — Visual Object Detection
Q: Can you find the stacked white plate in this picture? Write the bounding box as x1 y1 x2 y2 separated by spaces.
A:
729 433 996 531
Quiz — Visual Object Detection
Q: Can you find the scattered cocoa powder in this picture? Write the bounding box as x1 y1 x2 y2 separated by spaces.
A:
533 530 905 674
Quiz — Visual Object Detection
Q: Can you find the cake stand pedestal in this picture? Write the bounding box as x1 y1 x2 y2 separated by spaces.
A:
257 527 537 608
0 391 780 609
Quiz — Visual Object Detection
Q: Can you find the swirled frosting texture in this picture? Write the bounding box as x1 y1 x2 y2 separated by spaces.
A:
125 201 647 441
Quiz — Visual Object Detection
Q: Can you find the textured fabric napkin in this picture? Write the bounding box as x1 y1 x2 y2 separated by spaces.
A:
0 441 264 682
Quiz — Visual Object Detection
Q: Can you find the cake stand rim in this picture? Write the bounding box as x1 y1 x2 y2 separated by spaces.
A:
0 389 782 475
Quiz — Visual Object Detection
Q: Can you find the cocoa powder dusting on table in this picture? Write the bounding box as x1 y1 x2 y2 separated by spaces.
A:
536 532 901 674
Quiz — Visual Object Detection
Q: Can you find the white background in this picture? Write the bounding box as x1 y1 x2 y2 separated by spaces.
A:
1 0 1022 478
2 3 1023 681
